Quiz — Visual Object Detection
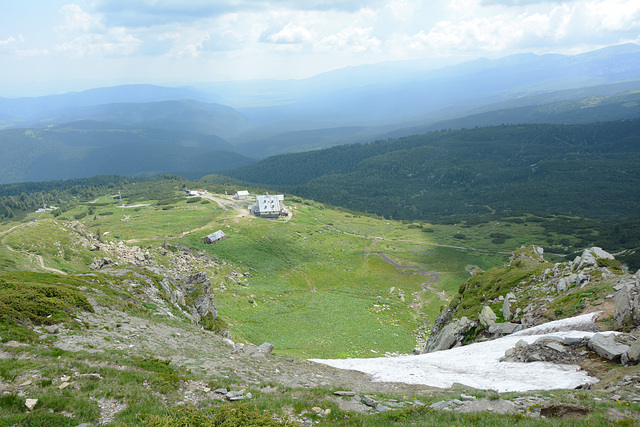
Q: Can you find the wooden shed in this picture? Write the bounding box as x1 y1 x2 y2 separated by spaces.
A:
204 230 226 244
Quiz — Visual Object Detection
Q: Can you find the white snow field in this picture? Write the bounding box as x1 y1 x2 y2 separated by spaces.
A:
311 312 607 392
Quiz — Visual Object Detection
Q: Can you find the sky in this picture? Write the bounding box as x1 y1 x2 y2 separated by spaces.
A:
1 0 640 96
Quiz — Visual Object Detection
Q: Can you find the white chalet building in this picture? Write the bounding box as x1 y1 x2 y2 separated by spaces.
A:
234 190 249 200
253 195 286 218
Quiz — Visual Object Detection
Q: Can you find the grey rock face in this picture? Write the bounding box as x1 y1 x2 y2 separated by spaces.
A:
576 247 614 270
479 306 497 328
424 316 476 353
623 340 640 365
259 342 274 353
588 333 630 361
613 273 640 328
488 322 523 335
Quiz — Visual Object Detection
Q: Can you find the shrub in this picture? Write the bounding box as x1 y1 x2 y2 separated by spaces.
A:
186 197 202 203
0 279 93 327
135 403 295 427
597 257 623 271
200 313 228 334
0 393 26 413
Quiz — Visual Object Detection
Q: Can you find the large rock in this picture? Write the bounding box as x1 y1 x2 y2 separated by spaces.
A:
423 316 476 353
502 292 516 321
622 340 640 365
613 273 640 329
489 322 523 335
479 306 497 328
576 247 614 270
588 333 630 361
510 245 545 265
88 257 115 270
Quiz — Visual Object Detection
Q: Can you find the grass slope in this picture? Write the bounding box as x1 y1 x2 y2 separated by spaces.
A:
3 178 610 358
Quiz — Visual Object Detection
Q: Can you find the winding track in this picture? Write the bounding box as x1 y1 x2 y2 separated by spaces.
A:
0 220 67 275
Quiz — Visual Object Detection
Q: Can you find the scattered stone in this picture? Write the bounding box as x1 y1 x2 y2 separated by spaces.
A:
259 342 274 353
545 342 566 353
556 278 568 293
361 396 377 407
334 391 357 396
243 345 259 355
488 322 522 335
430 401 449 410
226 390 245 401
19 380 32 386
44 324 60 334
59 382 71 390
203 387 211 393
311 407 322 413
564 337 586 346
527 353 543 362
376 404 389 412
460 394 477 401
215 388 228 394
25 399 38 411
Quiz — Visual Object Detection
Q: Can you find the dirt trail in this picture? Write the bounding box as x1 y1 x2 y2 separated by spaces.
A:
1 221 67 274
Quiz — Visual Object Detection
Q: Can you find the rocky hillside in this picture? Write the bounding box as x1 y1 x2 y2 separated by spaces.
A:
424 245 640 365
2 204 640 425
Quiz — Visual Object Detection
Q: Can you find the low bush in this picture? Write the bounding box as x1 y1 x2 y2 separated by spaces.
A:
0 278 93 327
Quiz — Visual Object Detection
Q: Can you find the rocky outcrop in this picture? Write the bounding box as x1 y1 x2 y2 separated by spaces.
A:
502 292 515 321
572 247 615 271
66 221 221 274
423 309 476 353
501 332 639 366
479 306 497 328
613 271 640 329
588 333 630 362
623 340 640 365
89 257 115 270
422 244 640 355
170 272 218 324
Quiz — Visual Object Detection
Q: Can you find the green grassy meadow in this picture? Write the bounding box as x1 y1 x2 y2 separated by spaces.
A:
0 186 580 359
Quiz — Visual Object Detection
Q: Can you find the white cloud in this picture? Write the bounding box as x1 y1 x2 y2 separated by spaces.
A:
54 4 142 57
264 23 313 44
317 27 381 53
57 4 100 33
0 36 21 54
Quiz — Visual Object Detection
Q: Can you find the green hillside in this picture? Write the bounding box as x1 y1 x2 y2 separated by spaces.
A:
224 120 640 220
2 176 592 357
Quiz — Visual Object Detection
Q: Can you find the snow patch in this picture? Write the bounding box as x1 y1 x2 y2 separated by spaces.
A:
311 312 604 392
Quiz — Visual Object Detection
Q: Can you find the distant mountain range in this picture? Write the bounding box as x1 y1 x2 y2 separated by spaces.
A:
0 43 640 183
0 122 253 184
